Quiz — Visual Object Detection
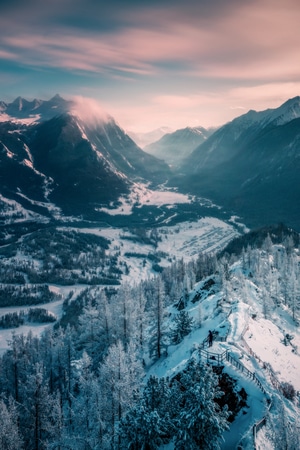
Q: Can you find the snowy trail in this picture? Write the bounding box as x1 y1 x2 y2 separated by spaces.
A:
221 364 266 450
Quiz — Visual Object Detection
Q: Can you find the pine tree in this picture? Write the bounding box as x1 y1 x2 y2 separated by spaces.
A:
99 340 144 449
77 289 112 365
148 277 168 360
170 311 194 344
20 362 62 450
120 376 176 449
69 351 106 450
174 359 229 450
0 397 23 450
132 284 147 352
109 283 138 350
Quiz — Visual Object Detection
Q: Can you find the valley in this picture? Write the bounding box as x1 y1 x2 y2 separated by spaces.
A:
0 95 299 449
0 187 241 354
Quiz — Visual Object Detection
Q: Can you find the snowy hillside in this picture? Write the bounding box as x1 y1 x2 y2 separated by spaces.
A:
146 232 300 449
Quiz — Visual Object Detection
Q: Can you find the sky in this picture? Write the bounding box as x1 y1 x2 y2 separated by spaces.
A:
0 0 300 132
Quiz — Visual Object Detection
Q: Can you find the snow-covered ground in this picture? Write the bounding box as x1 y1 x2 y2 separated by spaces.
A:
100 183 194 216
74 216 239 274
0 217 238 352
0 215 238 354
0 285 86 355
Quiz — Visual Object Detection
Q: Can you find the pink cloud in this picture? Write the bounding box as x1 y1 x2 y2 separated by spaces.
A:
2 0 300 83
70 96 110 126
1 0 300 133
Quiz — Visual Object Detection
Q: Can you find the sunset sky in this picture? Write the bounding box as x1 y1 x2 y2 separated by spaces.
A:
0 0 300 132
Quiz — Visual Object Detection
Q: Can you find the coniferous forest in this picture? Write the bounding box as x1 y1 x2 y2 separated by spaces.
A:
0 224 299 449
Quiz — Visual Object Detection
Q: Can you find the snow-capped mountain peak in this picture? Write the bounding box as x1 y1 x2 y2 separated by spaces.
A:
267 95 300 125
233 95 300 129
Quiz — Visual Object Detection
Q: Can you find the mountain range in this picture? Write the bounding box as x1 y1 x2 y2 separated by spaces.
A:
171 96 300 230
0 94 74 122
144 126 215 168
1 94 300 230
127 127 173 148
0 94 299 449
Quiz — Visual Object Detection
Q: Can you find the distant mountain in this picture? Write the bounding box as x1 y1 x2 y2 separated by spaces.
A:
127 127 173 148
0 94 74 122
173 97 300 230
144 126 213 168
0 97 171 220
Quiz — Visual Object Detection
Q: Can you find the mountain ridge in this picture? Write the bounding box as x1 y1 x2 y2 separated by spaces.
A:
0 103 171 220
173 96 300 230
0 94 74 122
144 125 214 168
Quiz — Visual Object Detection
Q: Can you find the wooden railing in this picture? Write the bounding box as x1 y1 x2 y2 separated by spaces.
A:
199 347 228 366
198 344 266 394
238 396 273 450
226 352 266 393
198 328 275 449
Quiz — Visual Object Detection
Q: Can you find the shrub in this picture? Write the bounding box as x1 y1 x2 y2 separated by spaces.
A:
281 382 296 400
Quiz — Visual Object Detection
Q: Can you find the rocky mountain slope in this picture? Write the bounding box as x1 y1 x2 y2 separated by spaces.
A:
0 97 170 220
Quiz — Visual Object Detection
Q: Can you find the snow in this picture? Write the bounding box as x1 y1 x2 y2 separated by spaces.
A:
145 287 271 449
0 197 299 447
0 113 41 124
15 191 63 219
144 254 300 449
0 285 85 355
244 317 300 390
63 216 239 288
0 193 49 224
100 183 193 216
0 213 238 355
156 217 238 258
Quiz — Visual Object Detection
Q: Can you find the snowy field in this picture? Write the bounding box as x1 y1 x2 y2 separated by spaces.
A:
1 185 299 449
77 216 239 274
99 183 194 216
0 285 87 354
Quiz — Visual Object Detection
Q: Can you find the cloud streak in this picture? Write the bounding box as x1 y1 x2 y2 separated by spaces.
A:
1 0 299 80
0 0 299 130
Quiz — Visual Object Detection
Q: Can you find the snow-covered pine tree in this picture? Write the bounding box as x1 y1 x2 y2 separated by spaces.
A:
20 362 62 450
170 310 194 344
109 283 138 350
0 397 24 450
148 277 169 360
120 375 177 449
99 339 144 449
174 359 229 450
77 289 112 365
